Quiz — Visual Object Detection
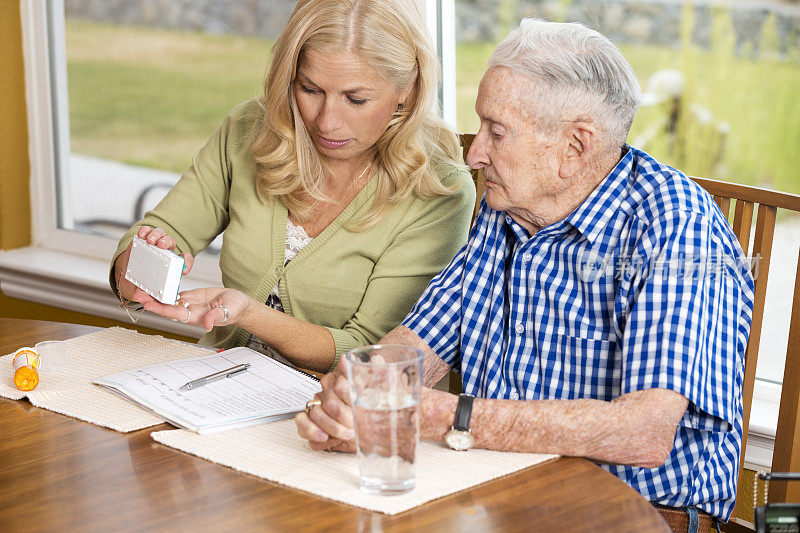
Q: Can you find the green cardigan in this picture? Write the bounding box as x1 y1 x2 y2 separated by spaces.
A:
112 99 475 362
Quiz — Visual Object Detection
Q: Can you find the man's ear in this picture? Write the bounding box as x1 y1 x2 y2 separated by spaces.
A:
558 121 596 179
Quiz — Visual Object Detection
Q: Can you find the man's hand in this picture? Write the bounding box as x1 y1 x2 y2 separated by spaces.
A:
419 387 459 441
114 226 195 304
294 326 455 453
295 364 356 452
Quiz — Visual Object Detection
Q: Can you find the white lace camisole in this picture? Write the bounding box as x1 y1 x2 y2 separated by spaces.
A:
245 219 313 364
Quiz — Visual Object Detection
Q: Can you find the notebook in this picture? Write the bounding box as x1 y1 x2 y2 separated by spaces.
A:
94 347 321 433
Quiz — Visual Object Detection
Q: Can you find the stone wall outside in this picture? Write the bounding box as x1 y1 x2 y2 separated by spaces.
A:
65 0 800 55
64 0 296 39
461 0 800 54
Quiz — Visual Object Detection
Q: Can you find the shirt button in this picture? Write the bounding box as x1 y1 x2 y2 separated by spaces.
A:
515 323 524 334
522 252 532 262
509 390 520 400
275 266 281 275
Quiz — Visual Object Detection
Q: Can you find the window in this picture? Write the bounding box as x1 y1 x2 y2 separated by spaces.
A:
6 1 301 333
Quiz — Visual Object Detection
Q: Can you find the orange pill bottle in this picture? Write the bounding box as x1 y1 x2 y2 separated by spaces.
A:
12 347 40 391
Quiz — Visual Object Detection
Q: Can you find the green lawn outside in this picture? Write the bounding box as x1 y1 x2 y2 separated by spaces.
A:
66 20 269 173
67 19 800 193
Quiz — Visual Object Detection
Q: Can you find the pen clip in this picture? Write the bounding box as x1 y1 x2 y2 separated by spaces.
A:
226 365 248 377
178 362 250 391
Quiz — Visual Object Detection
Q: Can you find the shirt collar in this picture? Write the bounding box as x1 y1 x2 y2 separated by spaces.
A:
563 145 633 243
503 213 531 245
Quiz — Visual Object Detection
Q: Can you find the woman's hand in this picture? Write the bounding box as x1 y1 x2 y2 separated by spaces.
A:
142 287 255 331
114 226 195 303
295 365 357 452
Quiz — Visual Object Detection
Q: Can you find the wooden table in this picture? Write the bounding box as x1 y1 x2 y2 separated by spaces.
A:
0 318 668 532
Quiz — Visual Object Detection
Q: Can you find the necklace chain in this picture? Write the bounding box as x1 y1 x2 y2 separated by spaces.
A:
292 159 374 230
311 158 374 209
336 159 374 201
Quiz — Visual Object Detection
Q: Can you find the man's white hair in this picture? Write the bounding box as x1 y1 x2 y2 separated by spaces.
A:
489 18 642 147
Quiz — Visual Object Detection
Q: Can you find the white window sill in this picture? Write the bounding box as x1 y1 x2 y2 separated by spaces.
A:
0 245 216 338
745 380 779 470
0 244 778 468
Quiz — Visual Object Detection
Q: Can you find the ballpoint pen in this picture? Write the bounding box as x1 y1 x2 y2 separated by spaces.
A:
179 363 250 391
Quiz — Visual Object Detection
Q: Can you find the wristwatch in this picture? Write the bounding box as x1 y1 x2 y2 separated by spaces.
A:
444 394 475 451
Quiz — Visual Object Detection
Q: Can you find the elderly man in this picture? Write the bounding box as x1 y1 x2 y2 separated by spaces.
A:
296 18 753 531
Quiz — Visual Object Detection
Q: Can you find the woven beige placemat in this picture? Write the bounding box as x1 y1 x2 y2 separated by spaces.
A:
152 419 558 515
0 327 214 432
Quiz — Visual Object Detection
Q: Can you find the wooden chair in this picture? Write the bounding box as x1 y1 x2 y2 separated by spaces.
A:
456 133 800 529
696 178 800 531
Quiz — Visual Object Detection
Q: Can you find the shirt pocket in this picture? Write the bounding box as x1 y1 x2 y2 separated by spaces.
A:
544 332 617 400
678 402 732 433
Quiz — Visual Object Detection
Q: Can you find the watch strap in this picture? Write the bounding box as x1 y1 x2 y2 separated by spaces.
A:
453 394 474 431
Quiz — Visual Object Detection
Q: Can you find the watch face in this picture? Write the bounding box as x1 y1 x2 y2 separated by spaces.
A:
445 429 475 451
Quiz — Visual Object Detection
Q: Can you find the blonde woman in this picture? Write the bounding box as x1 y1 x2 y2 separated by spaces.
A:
111 0 475 372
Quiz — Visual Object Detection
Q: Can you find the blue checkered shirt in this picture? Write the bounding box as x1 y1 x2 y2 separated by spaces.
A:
403 146 754 520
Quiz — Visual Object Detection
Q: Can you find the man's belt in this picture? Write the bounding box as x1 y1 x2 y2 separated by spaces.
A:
654 504 716 532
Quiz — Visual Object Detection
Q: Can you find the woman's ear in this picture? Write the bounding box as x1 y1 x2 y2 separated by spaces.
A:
398 72 416 108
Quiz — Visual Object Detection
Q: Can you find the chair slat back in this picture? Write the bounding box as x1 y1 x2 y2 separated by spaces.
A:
715 195 732 219
740 204 776 517
732 200 755 255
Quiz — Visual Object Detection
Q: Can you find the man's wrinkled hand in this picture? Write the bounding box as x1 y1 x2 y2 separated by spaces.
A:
295 365 357 452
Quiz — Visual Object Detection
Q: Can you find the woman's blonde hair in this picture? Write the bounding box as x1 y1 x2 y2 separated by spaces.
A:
252 0 464 227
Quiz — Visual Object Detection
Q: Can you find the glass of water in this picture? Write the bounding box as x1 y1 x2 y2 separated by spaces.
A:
344 345 423 495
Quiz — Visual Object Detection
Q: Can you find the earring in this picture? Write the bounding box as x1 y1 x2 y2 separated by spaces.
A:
397 102 404 111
